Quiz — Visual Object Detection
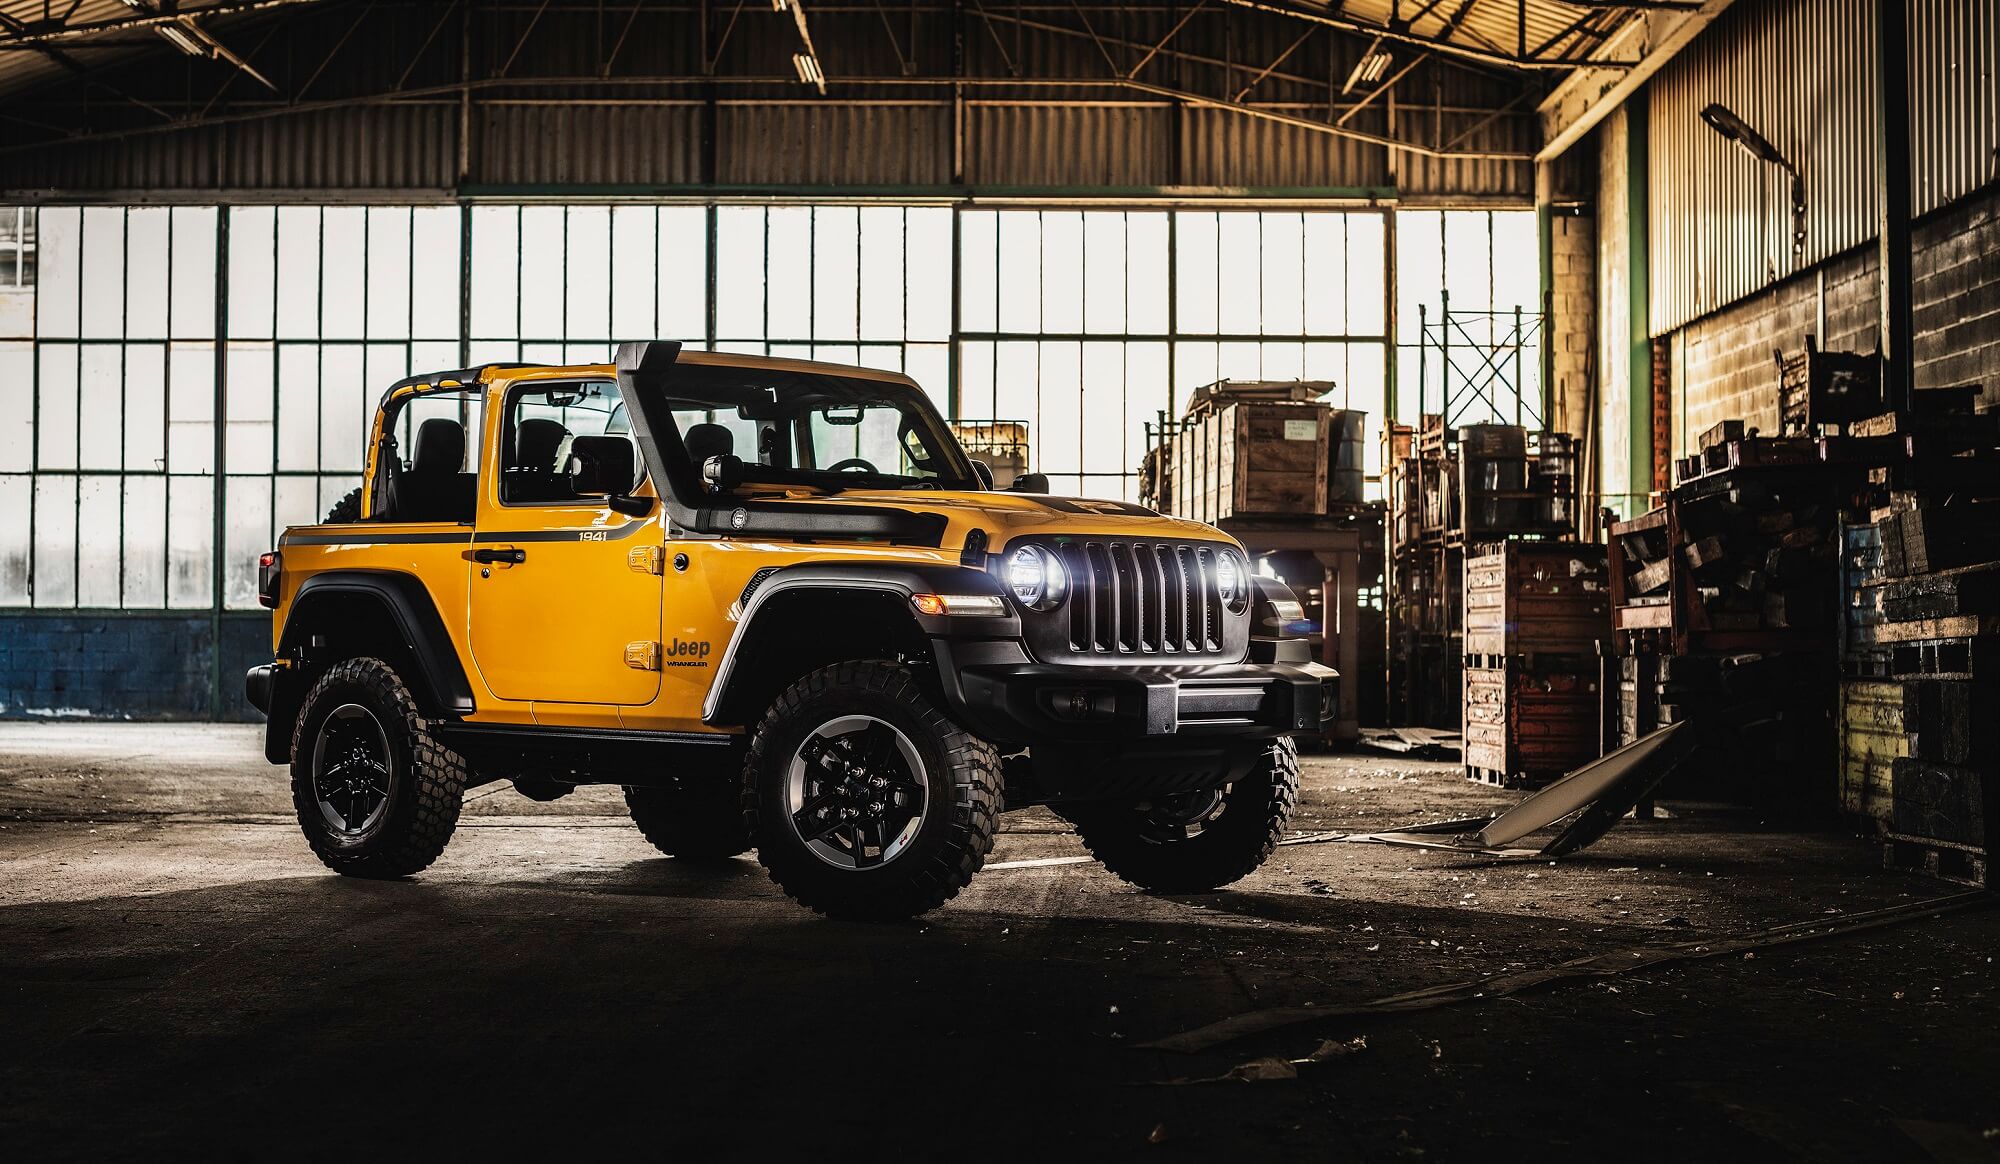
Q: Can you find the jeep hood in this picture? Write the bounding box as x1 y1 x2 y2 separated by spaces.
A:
803 489 1234 545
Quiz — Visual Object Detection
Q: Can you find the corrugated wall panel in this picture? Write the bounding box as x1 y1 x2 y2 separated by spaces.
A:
967 105 1171 189
1179 106 1390 190
475 105 703 187
719 104 950 188
8 104 457 192
1650 0 1999 335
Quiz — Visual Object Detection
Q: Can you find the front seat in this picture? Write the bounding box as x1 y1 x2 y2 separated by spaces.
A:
506 416 569 502
683 422 734 469
397 418 477 523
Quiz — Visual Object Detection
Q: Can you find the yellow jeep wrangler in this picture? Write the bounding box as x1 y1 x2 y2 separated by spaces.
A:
247 342 1334 920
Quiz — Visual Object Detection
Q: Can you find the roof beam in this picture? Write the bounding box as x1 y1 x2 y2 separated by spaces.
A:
0 0 334 48
1211 0 1635 73
1536 0 1733 161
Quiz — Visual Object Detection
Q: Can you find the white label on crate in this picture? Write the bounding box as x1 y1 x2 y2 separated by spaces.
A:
1283 419 1317 441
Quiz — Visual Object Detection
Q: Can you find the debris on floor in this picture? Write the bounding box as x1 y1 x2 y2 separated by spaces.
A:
1343 723 1692 859
1151 1036 1368 1086
1142 889 1991 1053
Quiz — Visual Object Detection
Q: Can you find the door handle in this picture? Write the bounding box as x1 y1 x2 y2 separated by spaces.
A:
472 548 526 565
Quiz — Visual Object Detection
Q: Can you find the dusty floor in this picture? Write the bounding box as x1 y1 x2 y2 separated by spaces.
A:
1 723 1995 1161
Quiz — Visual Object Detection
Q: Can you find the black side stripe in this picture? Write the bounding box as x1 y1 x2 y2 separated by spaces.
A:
281 529 475 546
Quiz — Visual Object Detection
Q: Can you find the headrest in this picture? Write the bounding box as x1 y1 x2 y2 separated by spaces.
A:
514 417 567 471
411 418 464 475
683 422 735 466
567 436 637 496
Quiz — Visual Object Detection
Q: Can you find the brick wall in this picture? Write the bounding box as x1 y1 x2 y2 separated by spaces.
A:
0 613 267 722
1674 183 2000 449
1548 210 1596 440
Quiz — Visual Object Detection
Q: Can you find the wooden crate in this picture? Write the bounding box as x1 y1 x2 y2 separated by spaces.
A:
1463 660 1604 788
1463 542 1610 658
1839 680 1906 824
1168 400 1356 524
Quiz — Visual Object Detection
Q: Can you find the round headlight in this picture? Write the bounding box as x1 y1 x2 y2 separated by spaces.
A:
1006 545 1067 611
1214 550 1248 611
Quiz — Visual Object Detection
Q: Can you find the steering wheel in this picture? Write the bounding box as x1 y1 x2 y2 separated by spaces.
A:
826 457 879 474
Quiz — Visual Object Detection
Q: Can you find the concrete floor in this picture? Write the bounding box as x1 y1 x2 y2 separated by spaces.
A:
1 723 1994 1161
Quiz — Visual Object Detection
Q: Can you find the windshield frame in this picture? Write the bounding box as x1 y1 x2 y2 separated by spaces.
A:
659 361 979 494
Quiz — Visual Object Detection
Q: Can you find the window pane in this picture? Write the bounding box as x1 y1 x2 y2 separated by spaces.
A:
228 207 276 340
715 207 765 340
123 475 166 608
275 208 322 340
996 211 1040 334
365 208 414 341
470 206 520 339
36 208 81 339
905 209 952 342
659 206 708 341
812 207 859 342
1040 212 1083 334
610 206 658 342
1260 212 1304 336
859 207 905 342
0 342 31 472
1304 213 1347 335
166 474 212 609
565 206 612 341
169 208 218 340
1217 213 1260 335
320 208 366 340
1174 212 1217 334
125 208 171 340
1345 212 1387 335
957 211 996 333
519 206 566 341
80 208 126 339
1126 212 1169 334
0 475 29 604
766 207 811 340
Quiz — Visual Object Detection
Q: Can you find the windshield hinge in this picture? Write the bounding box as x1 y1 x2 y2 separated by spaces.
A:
627 546 665 575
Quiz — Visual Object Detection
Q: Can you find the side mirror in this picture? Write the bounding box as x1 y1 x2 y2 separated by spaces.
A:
969 460 995 490
566 437 650 516
1010 472 1050 494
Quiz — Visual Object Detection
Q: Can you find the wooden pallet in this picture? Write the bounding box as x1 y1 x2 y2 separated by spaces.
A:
1464 764 1559 791
1883 831 1990 889
1888 635 1999 680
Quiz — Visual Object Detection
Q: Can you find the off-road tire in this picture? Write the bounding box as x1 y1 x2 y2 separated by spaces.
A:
625 752 754 861
745 661 1001 922
290 656 467 878
323 486 363 523
1070 736 1299 893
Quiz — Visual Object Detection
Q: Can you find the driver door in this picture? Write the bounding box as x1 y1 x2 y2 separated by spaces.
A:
468 379 664 706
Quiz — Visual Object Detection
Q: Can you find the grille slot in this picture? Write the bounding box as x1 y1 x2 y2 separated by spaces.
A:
1060 539 1225 656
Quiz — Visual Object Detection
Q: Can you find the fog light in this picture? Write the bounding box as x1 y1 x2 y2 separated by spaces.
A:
1044 687 1115 721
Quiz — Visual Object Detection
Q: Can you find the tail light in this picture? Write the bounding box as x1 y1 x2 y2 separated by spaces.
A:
257 551 282 608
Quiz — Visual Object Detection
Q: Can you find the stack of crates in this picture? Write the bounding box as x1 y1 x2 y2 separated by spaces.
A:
1462 542 1612 788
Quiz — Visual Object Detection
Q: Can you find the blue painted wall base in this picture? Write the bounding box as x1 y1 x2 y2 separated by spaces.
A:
0 613 268 722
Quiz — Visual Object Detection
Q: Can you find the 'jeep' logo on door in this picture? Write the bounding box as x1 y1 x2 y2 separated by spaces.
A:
665 637 713 667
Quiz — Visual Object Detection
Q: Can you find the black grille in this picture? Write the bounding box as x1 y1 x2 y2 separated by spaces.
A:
1054 541 1227 656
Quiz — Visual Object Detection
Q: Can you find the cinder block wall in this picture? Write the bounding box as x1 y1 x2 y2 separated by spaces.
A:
0 613 267 722
1672 184 2000 448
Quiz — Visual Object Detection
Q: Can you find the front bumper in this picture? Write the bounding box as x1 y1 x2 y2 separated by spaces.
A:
934 639 1335 745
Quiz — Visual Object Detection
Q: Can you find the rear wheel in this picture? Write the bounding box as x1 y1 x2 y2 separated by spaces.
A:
1069 737 1299 893
290 657 467 878
746 661 1000 921
625 748 753 861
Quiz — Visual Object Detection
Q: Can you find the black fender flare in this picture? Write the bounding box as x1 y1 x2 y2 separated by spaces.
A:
264 571 477 763
701 561 1019 727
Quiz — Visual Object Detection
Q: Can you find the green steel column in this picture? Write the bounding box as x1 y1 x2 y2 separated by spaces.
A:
1627 91 1653 508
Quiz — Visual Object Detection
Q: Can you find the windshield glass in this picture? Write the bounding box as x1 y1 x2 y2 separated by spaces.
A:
664 362 975 492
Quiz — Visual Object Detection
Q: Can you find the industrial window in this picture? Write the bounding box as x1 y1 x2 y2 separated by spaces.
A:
957 208 1391 499
1 200 1524 614
1395 209 1544 430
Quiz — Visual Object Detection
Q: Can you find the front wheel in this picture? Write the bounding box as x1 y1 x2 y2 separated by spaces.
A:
745 661 1001 921
290 656 468 878
1069 737 1300 893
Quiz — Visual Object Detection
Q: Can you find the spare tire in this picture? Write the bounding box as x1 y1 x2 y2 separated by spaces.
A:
324 486 363 524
